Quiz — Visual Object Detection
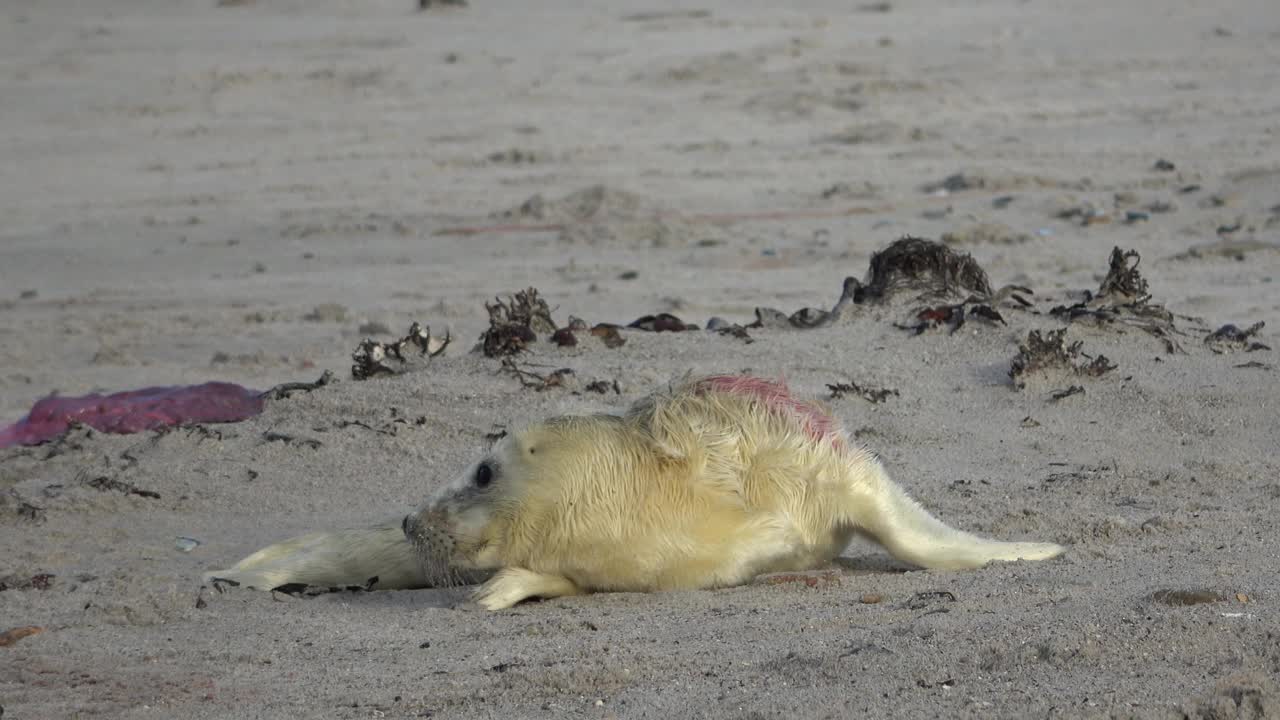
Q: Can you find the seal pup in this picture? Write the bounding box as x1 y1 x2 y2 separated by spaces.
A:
207 375 1063 608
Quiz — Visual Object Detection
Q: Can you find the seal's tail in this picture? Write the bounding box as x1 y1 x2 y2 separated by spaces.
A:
847 461 1064 570
202 522 426 591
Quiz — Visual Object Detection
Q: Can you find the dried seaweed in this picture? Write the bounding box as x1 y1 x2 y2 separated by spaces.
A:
585 379 622 394
498 358 575 390
352 323 450 379
262 371 335 400
480 288 558 357
1205 322 1270 354
1009 329 1117 390
83 474 161 499
261 431 322 450
854 237 994 302
1049 385 1085 402
714 324 754 343
0 573 55 592
895 300 1018 335
1050 248 1196 353
751 237 1031 330
827 381 899 403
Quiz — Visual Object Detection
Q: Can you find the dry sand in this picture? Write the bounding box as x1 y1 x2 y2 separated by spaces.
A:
2 0 1279 717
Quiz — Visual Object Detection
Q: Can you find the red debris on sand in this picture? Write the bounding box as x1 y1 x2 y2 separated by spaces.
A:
0 382 264 449
698 375 846 452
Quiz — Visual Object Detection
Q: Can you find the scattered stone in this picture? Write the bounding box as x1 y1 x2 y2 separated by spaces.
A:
922 170 1087 196
1055 201 1110 226
705 317 731 330
1151 159 1177 172
1150 589 1224 606
628 313 698 332
589 324 626 349
1169 239 1280 262
550 327 578 347
940 222 1032 246
860 593 884 604
1204 322 1269 353
0 626 45 647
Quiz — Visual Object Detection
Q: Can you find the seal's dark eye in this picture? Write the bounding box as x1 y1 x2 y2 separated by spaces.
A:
474 462 493 489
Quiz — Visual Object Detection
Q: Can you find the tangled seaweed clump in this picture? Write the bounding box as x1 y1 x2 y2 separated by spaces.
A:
751 237 1030 332
1050 247 1198 353
1204 322 1270 354
351 322 450 380
1009 329 1117 390
852 236 994 303
480 288 558 357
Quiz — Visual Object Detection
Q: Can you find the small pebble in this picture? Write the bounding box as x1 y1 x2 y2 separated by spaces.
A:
705 317 731 331
0 626 45 647
174 537 201 553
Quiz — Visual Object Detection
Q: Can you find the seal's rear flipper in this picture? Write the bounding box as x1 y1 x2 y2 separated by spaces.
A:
847 462 1065 570
203 523 428 591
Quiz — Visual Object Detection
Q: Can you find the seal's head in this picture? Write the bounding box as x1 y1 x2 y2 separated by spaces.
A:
401 415 624 586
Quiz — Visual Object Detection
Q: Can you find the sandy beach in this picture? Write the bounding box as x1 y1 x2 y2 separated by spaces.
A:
2 0 1278 717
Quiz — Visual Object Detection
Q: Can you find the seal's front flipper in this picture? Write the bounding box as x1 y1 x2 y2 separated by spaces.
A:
473 568 580 610
204 522 427 592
